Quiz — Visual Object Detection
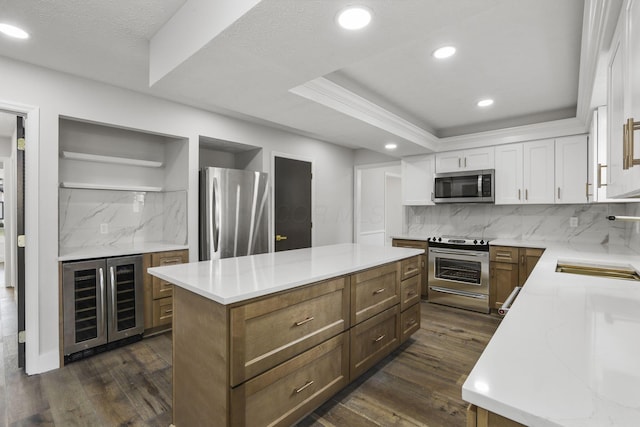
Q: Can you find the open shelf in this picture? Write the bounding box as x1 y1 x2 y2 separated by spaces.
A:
60 182 163 192
61 151 163 168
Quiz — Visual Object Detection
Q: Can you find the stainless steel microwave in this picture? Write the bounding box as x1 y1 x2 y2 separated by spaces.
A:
433 169 495 203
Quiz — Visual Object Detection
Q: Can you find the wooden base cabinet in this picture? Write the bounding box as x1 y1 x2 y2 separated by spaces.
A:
392 239 428 297
143 249 188 336
467 405 526 427
489 246 543 311
172 257 421 427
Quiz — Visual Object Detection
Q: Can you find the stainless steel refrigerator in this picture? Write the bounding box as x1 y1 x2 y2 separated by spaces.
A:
199 167 269 260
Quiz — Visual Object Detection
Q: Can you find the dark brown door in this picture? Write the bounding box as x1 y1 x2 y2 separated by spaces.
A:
16 116 25 368
274 157 311 252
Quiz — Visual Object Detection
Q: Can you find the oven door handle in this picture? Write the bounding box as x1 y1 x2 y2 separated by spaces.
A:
429 286 488 299
429 248 487 257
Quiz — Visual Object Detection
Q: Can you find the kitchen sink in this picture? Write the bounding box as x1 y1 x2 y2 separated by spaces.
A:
555 261 640 281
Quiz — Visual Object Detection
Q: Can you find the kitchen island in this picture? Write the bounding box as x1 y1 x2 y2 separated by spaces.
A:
463 240 640 426
148 243 424 427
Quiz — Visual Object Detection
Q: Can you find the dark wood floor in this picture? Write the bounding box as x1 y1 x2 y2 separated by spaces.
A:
0 286 500 426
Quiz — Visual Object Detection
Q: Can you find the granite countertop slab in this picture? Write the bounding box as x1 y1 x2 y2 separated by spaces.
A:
462 241 640 426
147 243 423 305
59 242 189 261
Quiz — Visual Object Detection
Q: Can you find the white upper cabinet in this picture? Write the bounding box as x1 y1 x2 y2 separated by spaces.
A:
555 135 588 204
494 140 555 205
523 139 555 204
494 144 523 204
401 154 435 206
607 0 640 198
435 147 494 173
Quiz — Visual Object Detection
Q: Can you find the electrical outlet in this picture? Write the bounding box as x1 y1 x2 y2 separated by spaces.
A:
569 217 578 228
100 223 109 234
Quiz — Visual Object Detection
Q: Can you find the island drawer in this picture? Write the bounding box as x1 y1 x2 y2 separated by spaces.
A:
230 332 349 427
400 303 420 343
230 276 349 386
151 250 188 299
350 261 400 325
400 274 420 311
349 305 400 381
400 256 421 280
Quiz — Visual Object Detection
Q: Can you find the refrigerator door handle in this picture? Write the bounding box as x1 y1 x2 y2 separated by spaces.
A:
99 267 106 338
213 176 220 256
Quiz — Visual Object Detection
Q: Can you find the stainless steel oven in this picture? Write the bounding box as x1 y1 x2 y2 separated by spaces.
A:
427 237 490 313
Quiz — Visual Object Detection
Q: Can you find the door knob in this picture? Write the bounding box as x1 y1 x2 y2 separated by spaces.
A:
276 234 288 242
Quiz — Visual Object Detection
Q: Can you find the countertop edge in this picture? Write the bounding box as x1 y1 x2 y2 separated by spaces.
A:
58 243 189 261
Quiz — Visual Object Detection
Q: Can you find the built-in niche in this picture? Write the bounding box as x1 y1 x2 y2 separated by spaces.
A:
199 136 262 171
58 117 189 254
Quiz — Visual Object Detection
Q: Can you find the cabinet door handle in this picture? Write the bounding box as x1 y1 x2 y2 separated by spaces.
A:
374 334 386 343
295 316 314 326
597 163 607 188
294 380 314 394
458 158 461 168
557 187 561 199
373 288 385 295
464 157 467 168
518 189 521 200
521 255 525 266
525 189 528 201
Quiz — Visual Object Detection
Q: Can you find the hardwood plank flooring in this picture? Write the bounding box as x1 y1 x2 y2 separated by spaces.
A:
0 284 500 426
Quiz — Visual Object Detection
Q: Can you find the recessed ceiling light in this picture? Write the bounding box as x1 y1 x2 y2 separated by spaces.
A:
337 7 372 30
385 143 397 150
0 23 29 39
477 99 494 107
433 46 456 59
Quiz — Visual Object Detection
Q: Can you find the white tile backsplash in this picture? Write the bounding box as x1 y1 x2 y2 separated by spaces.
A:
59 188 187 253
406 203 640 246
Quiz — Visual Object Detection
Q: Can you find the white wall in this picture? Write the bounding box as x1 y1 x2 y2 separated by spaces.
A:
0 56 354 374
355 163 401 245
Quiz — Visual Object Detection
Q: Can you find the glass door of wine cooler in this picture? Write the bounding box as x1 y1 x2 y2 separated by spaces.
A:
106 256 144 341
62 259 108 355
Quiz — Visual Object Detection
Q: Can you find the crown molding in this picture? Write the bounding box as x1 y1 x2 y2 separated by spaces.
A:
289 77 439 152
576 0 622 124
438 117 588 151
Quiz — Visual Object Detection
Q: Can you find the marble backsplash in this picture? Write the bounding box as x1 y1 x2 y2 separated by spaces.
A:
59 188 187 252
405 203 640 247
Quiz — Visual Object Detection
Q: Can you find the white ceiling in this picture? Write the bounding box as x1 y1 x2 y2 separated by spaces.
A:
0 0 589 155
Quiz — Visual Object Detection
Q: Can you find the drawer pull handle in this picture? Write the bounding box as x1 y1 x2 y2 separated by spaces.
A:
165 309 173 314
407 319 416 326
295 316 315 326
374 334 385 343
405 268 418 274
496 252 510 257
407 291 417 297
295 380 314 394
373 288 385 295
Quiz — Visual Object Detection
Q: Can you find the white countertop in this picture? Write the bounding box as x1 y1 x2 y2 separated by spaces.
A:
147 243 423 305
58 242 189 261
462 241 640 427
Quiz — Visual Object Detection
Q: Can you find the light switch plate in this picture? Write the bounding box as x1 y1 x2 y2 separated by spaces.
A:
569 217 578 228
100 223 109 234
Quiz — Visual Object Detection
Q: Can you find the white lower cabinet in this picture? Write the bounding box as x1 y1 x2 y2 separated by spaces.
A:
401 154 435 205
555 135 588 204
495 139 555 205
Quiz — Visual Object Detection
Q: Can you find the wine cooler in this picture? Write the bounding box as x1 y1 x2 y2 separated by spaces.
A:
62 255 144 361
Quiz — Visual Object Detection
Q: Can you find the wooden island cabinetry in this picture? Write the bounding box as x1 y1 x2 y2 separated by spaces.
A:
489 246 544 311
142 249 188 335
392 238 428 298
467 404 526 427
166 252 422 427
